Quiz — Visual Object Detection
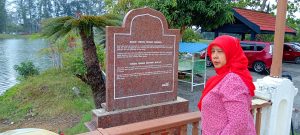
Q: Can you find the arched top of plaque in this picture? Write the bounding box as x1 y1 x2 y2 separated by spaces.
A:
121 7 171 37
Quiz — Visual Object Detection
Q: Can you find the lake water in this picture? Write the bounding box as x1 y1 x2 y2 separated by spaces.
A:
0 39 52 95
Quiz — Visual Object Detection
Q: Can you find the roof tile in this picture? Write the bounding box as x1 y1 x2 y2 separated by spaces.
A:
234 8 296 33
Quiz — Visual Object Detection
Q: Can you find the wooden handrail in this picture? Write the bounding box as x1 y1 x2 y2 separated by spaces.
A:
100 111 200 135
252 98 272 109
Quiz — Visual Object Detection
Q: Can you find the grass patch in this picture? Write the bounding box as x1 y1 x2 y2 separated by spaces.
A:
0 34 42 39
0 68 95 134
0 34 27 39
292 131 300 135
64 112 92 135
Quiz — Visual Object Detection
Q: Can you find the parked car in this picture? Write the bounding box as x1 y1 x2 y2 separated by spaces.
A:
283 43 300 64
200 41 273 74
287 42 300 46
199 50 213 67
240 41 273 73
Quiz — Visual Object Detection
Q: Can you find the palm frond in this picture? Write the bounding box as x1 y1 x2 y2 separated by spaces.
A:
41 14 122 40
91 14 122 28
41 16 74 40
94 27 106 45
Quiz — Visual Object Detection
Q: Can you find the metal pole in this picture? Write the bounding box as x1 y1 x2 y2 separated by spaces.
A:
291 120 295 135
204 49 207 87
270 0 288 77
191 54 194 92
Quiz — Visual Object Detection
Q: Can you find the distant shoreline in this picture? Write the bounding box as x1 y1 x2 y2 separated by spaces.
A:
0 34 41 39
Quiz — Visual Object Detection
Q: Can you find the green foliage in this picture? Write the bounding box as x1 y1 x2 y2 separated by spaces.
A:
64 112 92 134
27 33 43 39
0 69 94 123
63 47 85 75
105 0 138 15
5 0 108 34
5 23 23 34
173 0 234 30
41 12 121 109
94 28 106 45
230 0 265 9
0 34 19 39
0 33 43 40
41 14 122 40
14 61 39 79
40 32 78 68
286 0 300 19
63 45 106 76
182 28 202 42
41 14 121 70
286 18 300 42
41 16 75 40
270 0 300 21
105 0 234 31
42 14 121 69
256 34 274 42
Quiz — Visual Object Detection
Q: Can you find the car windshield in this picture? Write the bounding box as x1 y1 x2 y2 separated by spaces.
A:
291 45 300 52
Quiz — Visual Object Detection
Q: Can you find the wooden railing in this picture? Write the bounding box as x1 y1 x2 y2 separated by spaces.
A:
251 98 272 135
79 111 201 135
79 99 271 135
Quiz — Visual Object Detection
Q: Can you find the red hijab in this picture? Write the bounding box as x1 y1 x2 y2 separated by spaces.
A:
198 35 255 110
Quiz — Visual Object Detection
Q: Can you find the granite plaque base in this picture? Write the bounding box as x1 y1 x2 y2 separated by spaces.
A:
85 97 188 130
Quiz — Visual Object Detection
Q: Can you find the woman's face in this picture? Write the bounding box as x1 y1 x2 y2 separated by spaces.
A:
211 45 227 68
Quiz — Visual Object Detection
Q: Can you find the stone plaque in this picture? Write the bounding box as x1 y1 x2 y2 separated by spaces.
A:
106 7 180 111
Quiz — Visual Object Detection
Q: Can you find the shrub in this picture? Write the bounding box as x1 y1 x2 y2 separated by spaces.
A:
182 28 202 42
14 61 39 78
63 45 105 76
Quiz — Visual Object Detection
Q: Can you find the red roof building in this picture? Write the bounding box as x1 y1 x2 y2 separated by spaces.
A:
210 8 296 40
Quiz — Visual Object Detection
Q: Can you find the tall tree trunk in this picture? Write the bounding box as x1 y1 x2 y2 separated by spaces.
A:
0 0 6 33
79 25 106 109
28 0 33 33
19 0 27 33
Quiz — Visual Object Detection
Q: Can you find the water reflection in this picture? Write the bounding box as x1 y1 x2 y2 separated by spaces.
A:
0 39 52 95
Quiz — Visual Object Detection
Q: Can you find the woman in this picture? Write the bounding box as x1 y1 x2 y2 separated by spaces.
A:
198 35 256 135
